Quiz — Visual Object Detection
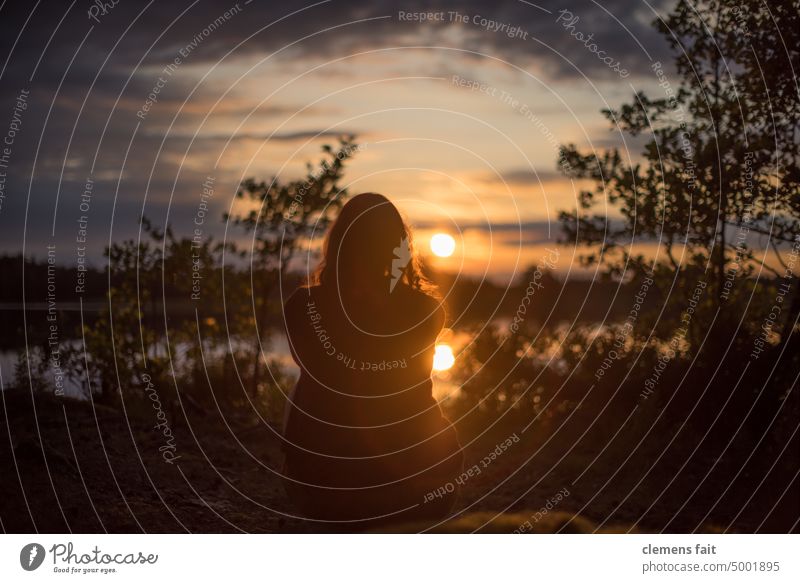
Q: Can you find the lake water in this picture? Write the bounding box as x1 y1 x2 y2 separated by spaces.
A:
0 332 463 403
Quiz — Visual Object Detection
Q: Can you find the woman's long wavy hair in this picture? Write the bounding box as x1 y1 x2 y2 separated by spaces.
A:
307 193 437 298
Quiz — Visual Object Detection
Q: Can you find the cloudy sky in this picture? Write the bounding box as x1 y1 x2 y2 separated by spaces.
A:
0 0 679 282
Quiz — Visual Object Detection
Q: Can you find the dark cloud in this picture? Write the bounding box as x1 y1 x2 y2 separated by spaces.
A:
500 167 566 183
1 0 674 88
0 0 675 261
413 219 558 247
165 129 365 141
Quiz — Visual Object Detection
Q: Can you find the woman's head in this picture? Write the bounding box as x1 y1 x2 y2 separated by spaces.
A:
310 193 434 297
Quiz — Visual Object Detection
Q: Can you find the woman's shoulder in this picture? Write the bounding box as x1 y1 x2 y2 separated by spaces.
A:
397 285 445 331
284 286 321 317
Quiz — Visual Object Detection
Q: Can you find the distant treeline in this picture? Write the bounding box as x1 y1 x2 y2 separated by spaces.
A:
1 250 788 330
0 253 106 302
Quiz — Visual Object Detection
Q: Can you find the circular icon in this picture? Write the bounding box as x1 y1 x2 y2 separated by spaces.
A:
20 543 46 571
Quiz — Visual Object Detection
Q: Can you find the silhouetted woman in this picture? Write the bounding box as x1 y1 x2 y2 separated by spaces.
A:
282 193 463 526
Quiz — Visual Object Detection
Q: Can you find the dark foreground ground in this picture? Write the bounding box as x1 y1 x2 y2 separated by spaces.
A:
1 390 797 533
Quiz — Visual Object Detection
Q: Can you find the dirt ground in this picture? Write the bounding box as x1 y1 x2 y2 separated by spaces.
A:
1 390 796 533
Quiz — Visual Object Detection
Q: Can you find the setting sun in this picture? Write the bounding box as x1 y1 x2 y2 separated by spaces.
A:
430 233 456 257
432 344 455 371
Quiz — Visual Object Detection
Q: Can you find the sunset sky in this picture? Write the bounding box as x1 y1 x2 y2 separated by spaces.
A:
1 0 760 283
